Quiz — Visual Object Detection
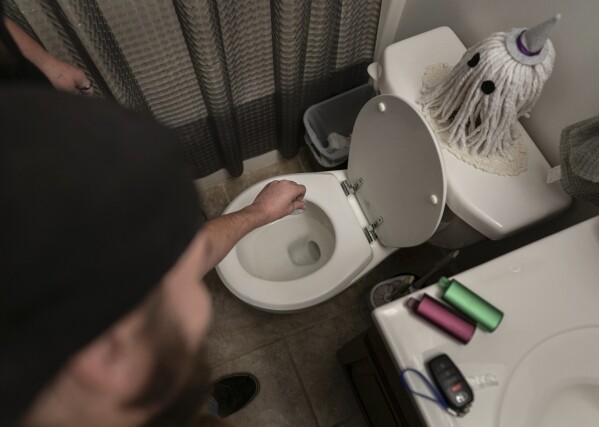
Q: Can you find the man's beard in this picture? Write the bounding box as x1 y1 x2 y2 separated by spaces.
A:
128 291 213 427
140 346 212 427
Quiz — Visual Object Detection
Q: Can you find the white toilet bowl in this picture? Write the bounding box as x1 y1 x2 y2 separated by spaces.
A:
217 171 394 312
216 27 571 313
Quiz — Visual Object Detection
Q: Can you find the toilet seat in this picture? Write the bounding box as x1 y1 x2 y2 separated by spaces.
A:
348 94 447 247
217 173 373 311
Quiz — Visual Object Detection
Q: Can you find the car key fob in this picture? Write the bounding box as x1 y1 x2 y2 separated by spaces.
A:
427 354 473 416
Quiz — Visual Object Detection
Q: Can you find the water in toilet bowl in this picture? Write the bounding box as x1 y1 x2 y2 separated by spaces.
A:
288 238 321 266
236 201 335 281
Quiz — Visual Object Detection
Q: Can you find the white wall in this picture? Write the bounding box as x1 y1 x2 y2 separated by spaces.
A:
392 0 599 166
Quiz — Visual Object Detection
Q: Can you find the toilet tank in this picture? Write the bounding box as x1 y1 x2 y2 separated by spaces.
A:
374 27 571 241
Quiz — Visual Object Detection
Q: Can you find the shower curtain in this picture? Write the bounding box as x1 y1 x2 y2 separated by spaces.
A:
4 0 381 178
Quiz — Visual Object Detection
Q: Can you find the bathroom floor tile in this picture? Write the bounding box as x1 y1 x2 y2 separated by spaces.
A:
273 266 388 338
297 146 314 172
285 309 370 427
274 289 369 338
223 157 303 201
203 270 283 367
198 183 230 219
331 415 369 427
210 341 318 427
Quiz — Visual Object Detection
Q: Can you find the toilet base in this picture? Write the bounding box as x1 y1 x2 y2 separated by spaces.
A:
428 207 487 249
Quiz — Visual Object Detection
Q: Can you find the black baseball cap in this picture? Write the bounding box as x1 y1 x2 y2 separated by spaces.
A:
0 86 203 425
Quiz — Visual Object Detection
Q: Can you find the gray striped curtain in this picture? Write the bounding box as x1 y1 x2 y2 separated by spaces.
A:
4 0 381 178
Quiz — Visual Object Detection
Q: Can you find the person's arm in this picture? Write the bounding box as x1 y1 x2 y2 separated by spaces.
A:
196 179 306 277
4 18 93 95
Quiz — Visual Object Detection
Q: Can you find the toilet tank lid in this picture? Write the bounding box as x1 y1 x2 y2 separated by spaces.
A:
348 94 447 248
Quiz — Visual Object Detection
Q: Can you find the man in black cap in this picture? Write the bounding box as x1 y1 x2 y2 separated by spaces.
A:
0 85 306 427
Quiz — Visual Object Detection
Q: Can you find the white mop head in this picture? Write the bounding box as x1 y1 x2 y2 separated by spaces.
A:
420 15 560 157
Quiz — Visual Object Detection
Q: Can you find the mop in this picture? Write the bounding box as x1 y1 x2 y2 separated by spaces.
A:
420 15 560 158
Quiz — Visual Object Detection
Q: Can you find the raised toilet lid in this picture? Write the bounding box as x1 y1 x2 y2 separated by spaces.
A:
348 94 447 248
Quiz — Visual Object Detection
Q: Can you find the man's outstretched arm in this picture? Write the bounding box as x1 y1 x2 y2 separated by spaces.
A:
196 179 306 277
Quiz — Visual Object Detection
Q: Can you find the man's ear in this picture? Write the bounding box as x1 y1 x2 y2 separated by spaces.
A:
65 310 153 402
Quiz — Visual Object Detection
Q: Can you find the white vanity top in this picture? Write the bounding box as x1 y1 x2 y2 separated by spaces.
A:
373 216 599 427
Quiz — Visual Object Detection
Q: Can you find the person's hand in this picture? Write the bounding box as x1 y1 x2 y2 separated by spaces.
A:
38 56 94 96
3 18 93 96
247 179 307 225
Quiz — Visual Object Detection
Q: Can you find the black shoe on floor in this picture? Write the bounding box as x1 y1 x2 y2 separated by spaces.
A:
212 373 260 418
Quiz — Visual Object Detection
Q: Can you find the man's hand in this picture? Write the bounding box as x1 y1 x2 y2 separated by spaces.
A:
193 179 306 276
246 179 307 226
4 18 93 96
38 57 94 96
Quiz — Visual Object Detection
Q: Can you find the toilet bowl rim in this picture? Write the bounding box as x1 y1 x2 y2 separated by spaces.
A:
217 172 375 311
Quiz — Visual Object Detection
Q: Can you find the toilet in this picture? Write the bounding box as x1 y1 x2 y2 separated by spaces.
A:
216 27 571 312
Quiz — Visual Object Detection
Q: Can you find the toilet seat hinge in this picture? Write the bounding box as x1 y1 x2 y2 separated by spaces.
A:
364 216 384 243
341 178 364 196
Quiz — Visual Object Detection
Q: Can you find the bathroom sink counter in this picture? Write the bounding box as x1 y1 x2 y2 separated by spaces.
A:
373 216 599 427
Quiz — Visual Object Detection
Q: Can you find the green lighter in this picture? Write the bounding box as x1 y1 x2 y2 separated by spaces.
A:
438 276 503 332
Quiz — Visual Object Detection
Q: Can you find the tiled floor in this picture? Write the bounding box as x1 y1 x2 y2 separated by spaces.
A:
197 149 454 427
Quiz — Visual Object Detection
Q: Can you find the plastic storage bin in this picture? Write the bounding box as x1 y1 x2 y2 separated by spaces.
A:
303 84 375 170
